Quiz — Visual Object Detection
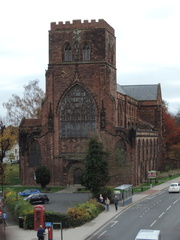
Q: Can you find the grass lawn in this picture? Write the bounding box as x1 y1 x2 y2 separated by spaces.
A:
4 164 20 185
3 164 180 194
3 164 63 192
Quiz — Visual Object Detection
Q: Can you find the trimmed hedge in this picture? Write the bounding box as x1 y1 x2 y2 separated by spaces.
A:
24 211 71 229
46 212 70 229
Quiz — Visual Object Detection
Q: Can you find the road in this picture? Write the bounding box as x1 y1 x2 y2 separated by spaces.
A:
90 189 180 240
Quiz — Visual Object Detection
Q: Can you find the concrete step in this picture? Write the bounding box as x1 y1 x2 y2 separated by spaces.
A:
56 185 83 193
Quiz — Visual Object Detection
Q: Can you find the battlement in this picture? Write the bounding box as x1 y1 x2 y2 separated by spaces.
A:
50 19 114 35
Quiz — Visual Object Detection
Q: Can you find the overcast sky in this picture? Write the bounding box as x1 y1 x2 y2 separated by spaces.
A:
0 0 180 119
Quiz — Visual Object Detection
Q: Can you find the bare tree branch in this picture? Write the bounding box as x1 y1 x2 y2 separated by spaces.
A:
3 80 44 126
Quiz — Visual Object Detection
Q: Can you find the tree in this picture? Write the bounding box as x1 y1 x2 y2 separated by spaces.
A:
174 106 180 126
164 110 180 153
3 79 44 126
35 166 51 189
0 122 18 163
163 108 180 169
82 137 110 196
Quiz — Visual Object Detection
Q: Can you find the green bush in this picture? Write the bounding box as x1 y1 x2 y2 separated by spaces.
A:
4 189 33 217
24 212 34 229
14 200 33 217
45 212 70 229
67 199 105 227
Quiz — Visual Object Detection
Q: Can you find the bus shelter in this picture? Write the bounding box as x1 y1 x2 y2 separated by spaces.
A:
115 184 133 206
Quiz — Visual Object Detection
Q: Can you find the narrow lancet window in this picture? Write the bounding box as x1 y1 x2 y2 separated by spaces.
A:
82 43 90 61
64 43 72 61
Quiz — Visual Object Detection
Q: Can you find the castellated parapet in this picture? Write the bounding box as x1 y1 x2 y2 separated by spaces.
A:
50 19 114 35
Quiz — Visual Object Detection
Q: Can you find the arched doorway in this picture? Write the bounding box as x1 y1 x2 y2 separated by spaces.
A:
74 168 82 184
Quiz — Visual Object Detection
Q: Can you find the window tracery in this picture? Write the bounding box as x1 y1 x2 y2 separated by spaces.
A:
60 84 96 137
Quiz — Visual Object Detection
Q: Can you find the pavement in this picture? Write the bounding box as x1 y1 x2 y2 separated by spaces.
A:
3 177 180 240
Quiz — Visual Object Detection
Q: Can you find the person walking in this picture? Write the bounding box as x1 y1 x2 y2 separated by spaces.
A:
99 194 104 203
105 197 110 211
37 225 45 240
114 196 119 211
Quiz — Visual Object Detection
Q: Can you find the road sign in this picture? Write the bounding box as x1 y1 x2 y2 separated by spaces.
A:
45 222 52 227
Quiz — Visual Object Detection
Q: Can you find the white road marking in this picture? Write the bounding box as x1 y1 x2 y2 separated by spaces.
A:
110 221 118 227
146 196 156 200
158 191 165 195
159 212 165 218
166 206 171 210
150 220 157 227
98 230 107 238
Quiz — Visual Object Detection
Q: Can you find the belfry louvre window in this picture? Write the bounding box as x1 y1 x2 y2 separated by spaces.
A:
64 43 72 61
82 43 90 61
60 84 96 137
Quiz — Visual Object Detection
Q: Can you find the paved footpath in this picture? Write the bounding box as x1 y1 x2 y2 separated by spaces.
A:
4 177 180 240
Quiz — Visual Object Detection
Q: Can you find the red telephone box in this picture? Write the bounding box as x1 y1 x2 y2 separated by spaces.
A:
34 205 45 230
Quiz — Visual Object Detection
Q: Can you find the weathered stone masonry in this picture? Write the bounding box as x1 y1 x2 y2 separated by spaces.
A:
19 19 165 187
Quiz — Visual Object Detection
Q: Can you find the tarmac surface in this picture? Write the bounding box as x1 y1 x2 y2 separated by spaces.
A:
2 177 180 240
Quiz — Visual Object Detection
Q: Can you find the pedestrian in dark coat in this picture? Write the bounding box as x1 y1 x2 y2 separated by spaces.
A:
37 225 45 240
114 196 119 211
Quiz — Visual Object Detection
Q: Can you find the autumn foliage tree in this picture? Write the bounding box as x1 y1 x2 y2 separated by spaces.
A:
3 80 44 126
0 123 18 163
174 107 180 126
163 109 180 164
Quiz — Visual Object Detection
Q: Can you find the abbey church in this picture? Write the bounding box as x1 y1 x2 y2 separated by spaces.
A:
19 19 165 187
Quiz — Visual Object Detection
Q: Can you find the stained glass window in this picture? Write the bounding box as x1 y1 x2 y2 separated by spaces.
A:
60 84 96 137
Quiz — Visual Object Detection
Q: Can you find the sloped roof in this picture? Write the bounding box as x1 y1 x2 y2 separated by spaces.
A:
19 118 41 127
117 84 159 101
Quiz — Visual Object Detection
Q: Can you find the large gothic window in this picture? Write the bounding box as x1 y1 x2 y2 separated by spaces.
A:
64 43 72 61
82 43 90 61
60 84 96 138
29 141 41 166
